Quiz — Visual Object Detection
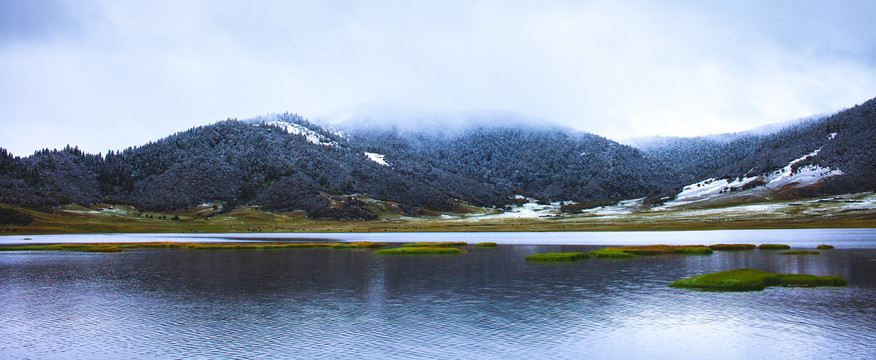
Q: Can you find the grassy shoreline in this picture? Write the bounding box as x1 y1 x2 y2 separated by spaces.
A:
0 241 388 252
1 198 874 235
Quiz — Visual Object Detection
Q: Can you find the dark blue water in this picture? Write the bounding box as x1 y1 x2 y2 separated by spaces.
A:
1 232 875 359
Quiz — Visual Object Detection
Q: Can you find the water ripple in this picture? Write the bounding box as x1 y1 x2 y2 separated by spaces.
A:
1 245 874 359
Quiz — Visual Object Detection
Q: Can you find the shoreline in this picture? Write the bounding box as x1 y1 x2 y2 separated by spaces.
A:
2 193 874 236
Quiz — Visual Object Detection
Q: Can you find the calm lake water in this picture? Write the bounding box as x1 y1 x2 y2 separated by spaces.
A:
1 229 875 359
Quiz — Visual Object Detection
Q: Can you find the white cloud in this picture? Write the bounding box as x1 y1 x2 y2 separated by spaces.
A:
1 0 874 155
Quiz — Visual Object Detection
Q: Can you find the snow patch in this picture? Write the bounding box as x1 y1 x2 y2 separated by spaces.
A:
464 196 563 221
828 132 837 140
583 198 645 216
667 146 844 207
672 177 762 203
764 148 844 190
332 130 348 140
364 152 389 166
263 120 339 147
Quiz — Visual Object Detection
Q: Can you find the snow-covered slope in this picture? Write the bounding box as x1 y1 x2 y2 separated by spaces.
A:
263 120 340 147
763 148 844 191
663 133 845 208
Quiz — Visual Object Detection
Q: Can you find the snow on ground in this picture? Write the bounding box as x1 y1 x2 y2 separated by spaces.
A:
62 209 101 215
666 142 844 208
332 130 348 140
263 120 339 147
661 203 789 218
463 197 562 221
674 178 733 202
582 198 645 216
763 149 844 190
838 193 876 211
766 164 844 190
61 207 133 216
364 152 389 166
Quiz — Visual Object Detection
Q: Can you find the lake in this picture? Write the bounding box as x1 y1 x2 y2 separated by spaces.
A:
1 229 875 359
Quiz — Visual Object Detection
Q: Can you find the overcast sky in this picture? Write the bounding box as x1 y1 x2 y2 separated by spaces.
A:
1 0 875 155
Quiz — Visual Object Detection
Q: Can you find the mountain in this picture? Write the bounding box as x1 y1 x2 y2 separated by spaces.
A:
344 124 672 205
1 97 874 218
629 97 875 202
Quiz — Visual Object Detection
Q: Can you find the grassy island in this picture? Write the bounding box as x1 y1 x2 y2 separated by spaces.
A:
589 249 638 258
778 250 820 255
709 244 756 251
475 242 498 247
816 244 835 250
525 252 589 262
588 245 713 258
758 244 791 250
373 247 465 255
669 268 847 291
401 242 467 248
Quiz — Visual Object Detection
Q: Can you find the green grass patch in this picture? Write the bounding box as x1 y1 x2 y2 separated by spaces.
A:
590 245 712 258
816 244 835 250
709 244 756 251
778 250 820 255
589 249 637 259
373 247 464 255
401 242 467 247
525 252 589 262
758 244 791 250
669 268 847 291
475 242 498 248
672 247 714 255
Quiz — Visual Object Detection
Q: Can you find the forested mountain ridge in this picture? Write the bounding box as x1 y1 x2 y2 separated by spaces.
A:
629 97 875 197
1 97 873 219
345 125 673 204
1 115 461 218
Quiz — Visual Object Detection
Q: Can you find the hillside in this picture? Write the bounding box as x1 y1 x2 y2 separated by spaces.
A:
1 97 874 219
629 97 875 202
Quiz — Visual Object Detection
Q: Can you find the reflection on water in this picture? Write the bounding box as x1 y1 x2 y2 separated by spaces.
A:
1 242 875 359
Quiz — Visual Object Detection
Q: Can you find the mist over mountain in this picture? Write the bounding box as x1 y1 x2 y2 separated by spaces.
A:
1 97 873 219
331 111 566 139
